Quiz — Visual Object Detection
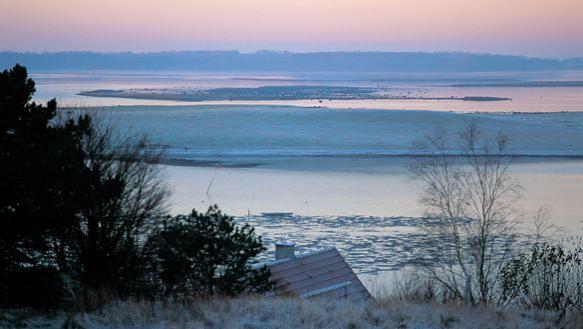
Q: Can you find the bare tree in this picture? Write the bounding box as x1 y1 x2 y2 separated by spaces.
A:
411 122 522 305
57 113 170 297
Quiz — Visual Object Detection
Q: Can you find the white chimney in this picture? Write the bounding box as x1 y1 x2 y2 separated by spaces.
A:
275 242 295 260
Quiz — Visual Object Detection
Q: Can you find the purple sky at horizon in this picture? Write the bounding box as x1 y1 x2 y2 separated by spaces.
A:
1 0 583 58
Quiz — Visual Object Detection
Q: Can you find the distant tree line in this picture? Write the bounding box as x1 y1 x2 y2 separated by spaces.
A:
1 51 583 72
0 64 273 309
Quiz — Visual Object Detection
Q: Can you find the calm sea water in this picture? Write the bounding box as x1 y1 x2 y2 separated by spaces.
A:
166 158 583 231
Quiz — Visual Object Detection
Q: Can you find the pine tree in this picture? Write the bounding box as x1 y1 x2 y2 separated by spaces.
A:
0 64 86 307
147 205 273 297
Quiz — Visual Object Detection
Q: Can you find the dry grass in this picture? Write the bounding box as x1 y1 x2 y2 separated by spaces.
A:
3 297 581 329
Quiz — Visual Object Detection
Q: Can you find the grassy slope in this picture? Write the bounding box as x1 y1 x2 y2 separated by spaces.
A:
2 298 582 329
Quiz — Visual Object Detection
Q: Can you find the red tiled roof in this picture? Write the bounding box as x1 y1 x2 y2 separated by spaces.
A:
265 247 371 302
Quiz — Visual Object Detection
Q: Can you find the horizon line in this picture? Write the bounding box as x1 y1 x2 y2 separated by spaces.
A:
1 50 582 61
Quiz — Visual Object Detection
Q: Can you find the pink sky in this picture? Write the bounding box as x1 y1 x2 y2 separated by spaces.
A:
1 0 582 57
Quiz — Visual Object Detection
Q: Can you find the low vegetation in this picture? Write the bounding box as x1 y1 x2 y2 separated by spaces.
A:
2 298 582 329
502 242 583 317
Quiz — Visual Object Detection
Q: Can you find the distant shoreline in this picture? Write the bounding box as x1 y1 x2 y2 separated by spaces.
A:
452 80 583 87
159 154 583 169
62 103 583 115
3 51 583 72
78 86 512 102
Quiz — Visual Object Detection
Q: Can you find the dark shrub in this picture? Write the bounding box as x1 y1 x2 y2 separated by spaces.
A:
502 242 583 317
146 205 274 298
0 268 65 309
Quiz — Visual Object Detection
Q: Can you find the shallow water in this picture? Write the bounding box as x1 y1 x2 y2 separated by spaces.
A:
71 105 583 158
165 158 583 232
162 158 583 281
163 159 583 282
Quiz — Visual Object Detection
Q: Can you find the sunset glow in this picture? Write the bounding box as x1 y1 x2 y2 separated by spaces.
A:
1 0 583 57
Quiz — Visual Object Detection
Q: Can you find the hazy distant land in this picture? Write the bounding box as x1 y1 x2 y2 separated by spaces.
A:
3 51 583 72
452 80 583 87
78 85 511 102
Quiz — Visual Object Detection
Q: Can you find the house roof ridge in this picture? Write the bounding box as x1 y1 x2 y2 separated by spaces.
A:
300 280 353 299
254 246 337 268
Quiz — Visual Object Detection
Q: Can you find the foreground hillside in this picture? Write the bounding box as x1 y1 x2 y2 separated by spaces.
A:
2 298 581 329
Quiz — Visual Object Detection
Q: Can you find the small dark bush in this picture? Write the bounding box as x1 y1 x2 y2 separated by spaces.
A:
502 242 583 317
145 205 274 298
0 267 65 309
